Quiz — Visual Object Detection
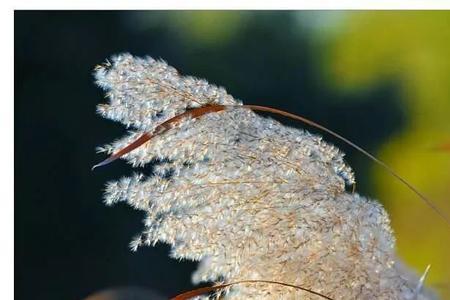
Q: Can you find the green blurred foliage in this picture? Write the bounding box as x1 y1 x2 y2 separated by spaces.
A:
168 11 245 46
325 11 450 298
131 11 249 47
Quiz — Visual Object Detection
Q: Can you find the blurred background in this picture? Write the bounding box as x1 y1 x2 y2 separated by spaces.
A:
15 11 450 299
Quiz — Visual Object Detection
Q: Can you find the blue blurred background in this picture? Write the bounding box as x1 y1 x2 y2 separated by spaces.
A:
15 11 450 299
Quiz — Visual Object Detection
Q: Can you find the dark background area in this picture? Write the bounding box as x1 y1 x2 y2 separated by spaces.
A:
15 11 403 300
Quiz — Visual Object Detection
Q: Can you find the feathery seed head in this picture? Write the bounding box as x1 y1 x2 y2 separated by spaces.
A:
95 53 435 300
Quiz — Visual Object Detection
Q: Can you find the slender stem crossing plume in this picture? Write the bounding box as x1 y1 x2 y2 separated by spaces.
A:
171 280 334 300
94 53 438 299
93 104 450 228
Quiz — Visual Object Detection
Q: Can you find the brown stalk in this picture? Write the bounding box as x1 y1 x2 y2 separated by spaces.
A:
93 104 450 228
170 279 334 300
91 105 226 170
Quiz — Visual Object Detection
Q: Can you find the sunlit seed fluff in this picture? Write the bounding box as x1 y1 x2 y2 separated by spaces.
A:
95 53 436 300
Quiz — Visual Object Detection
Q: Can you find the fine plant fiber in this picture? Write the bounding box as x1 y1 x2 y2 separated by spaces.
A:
94 53 438 300
170 280 335 300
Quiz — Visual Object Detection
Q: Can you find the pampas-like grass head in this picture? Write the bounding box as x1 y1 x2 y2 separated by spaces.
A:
94 53 436 300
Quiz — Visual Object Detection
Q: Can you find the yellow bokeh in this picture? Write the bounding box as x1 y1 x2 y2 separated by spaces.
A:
326 11 450 298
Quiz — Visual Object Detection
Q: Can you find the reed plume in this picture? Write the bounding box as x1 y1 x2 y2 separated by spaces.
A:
94 53 436 300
